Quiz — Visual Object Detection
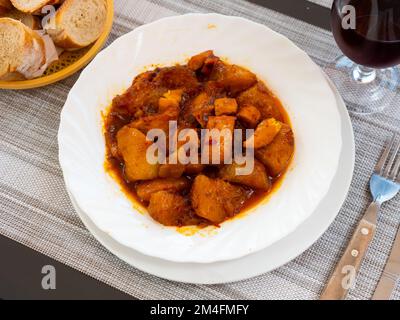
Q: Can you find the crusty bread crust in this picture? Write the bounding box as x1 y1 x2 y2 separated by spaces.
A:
46 0 107 50
0 18 26 77
0 18 45 79
10 0 64 14
1 9 41 29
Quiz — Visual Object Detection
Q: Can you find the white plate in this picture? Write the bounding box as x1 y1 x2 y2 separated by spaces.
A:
58 14 342 263
66 75 354 284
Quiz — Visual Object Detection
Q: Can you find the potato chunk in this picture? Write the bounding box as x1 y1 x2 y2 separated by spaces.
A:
148 191 191 226
158 163 186 178
193 105 214 128
207 116 236 132
219 160 271 190
211 61 257 94
190 92 214 127
191 175 249 224
255 124 294 177
214 98 238 116
206 116 236 164
117 126 159 182
237 104 261 128
158 89 183 113
136 177 190 202
237 82 283 121
188 50 214 71
244 118 282 149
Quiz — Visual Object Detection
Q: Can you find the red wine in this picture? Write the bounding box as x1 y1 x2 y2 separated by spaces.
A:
331 0 400 68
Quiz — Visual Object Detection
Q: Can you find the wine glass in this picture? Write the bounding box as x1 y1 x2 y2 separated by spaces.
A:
325 0 400 114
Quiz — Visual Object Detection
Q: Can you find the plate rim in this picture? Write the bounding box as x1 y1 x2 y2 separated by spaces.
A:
58 13 344 263
65 73 355 285
0 0 114 90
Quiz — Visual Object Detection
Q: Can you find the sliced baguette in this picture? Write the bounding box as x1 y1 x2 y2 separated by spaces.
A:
1 9 41 29
10 0 63 14
46 0 107 50
0 0 12 15
0 17 45 79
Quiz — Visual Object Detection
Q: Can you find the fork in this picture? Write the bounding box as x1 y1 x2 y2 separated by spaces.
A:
321 134 400 300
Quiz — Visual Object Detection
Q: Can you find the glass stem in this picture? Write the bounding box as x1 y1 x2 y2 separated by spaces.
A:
352 65 377 84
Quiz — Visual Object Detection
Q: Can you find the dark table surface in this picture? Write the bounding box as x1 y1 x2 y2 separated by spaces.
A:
0 0 331 300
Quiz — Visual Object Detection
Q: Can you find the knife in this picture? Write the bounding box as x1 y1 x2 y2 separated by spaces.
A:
372 226 400 300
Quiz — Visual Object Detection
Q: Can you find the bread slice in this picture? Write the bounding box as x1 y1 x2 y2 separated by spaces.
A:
0 0 12 15
46 0 107 50
10 0 63 14
0 18 46 79
1 9 41 29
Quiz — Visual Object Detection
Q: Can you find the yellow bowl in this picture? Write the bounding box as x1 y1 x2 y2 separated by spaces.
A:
0 0 114 90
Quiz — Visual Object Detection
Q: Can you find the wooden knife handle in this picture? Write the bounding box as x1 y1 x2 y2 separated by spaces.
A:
320 210 377 300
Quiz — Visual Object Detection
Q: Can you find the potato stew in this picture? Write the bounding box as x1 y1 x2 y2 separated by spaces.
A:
104 51 294 227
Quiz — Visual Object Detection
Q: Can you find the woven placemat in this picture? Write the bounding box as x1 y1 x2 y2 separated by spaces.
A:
0 0 399 300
